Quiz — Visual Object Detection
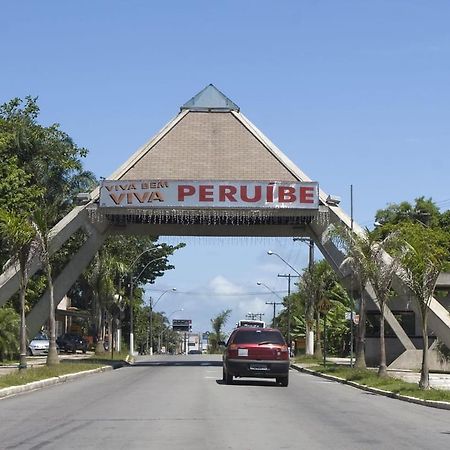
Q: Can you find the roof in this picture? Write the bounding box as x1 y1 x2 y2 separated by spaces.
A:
181 84 240 112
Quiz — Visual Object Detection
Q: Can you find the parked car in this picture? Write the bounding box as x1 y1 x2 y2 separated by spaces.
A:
221 327 290 386
188 349 202 354
28 332 50 356
56 333 88 353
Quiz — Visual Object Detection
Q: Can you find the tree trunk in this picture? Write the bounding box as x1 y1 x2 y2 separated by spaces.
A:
46 261 59 366
95 305 105 354
419 309 430 389
305 322 314 355
18 254 28 370
378 301 387 377
314 310 322 359
355 291 366 369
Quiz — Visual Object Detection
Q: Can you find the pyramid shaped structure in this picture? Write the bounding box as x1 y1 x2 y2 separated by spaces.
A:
105 84 309 184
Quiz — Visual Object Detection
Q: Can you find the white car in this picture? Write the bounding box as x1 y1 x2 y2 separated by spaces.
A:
28 333 50 356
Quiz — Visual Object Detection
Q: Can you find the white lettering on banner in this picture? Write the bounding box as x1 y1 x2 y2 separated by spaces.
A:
99 180 319 210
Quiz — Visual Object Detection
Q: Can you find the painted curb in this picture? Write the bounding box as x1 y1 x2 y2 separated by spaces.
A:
291 363 450 411
0 366 113 400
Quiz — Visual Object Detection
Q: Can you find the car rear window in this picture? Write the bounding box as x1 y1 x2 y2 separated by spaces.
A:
231 329 285 345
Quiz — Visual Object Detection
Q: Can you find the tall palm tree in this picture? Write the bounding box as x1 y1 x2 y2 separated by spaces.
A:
365 236 403 377
333 225 404 375
299 261 337 359
209 309 232 353
31 206 59 366
0 209 36 369
397 222 449 389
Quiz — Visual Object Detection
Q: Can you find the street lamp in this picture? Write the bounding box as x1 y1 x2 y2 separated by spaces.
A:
267 251 301 276
149 288 176 355
267 251 301 355
128 245 162 359
256 282 284 327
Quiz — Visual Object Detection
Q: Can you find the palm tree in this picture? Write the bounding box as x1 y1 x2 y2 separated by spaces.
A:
31 206 59 366
333 225 405 375
397 222 449 389
209 309 232 353
331 226 374 369
299 261 337 359
0 209 36 369
85 249 118 354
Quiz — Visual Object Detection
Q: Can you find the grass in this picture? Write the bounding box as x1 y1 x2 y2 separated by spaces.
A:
0 361 104 389
89 350 130 362
293 357 450 403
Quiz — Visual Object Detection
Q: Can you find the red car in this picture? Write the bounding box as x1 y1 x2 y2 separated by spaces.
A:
221 327 290 387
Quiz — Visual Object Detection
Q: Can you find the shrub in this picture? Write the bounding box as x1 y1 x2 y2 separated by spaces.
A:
0 307 20 361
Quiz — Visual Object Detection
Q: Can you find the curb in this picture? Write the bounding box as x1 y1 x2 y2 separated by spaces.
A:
291 363 450 411
0 366 113 400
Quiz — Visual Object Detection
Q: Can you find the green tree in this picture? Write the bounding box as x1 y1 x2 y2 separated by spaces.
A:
0 307 20 361
0 97 91 212
0 96 96 272
397 222 450 389
209 309 232 353
331 226 374 369
0 209 36 369
375 197 441 229
31 205 60 366
335 227 403 376
299 260 337 359
298 260 337 358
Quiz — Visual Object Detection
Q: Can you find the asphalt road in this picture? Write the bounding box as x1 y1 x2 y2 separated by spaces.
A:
0 354 449 450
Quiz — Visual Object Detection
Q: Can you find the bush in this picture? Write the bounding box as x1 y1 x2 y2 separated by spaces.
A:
0 307 19 361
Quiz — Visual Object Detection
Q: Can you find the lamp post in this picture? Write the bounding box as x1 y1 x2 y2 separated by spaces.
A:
256 282 284 327
149 288 176 356
128 246 162 359
267 251 301 356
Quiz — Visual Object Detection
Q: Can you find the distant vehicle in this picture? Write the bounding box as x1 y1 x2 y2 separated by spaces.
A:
188 349 202 354
237 319 265 328
28 332 49 356
56 333 87 353
221 327 289 387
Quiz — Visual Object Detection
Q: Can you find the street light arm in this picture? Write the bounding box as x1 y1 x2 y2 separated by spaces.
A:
267 251 301 276
129 245 163 270
133 256 166 287
256 282 284 301
153 287 177 309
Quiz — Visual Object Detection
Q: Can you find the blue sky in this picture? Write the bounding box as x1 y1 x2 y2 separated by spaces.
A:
2 1 450 334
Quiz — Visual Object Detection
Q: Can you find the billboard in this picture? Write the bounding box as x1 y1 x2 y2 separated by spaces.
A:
100 180 319 210
172 319 192 332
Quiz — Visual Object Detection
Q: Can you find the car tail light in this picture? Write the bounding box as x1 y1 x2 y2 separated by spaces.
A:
229 344 238 350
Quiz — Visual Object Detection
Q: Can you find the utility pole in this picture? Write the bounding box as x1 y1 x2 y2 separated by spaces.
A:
265 301 283 327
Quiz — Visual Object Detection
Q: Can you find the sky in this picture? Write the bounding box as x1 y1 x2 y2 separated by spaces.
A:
2 1 450 335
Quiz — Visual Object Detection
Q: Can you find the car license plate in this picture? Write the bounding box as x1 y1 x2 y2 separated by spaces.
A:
250 364 268 371
238 348 248 357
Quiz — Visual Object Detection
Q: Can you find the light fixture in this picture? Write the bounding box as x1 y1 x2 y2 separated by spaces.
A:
326 194 341 206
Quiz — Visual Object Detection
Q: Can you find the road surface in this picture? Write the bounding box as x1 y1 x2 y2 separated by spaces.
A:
0 354 449 449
